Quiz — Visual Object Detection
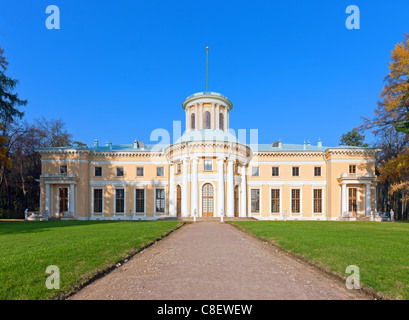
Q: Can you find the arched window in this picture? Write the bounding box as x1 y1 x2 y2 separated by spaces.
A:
219 113 224 130
191 113 195 130
204 111 211 129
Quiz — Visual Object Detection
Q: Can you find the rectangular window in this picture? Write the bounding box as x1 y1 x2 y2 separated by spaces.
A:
204 160 212 171
251 189 260 213
59 188 68 212
349 165 356 174
59 165 67 174
135 189 145 213
115 189 125 213
291 189 300 213
93 189 103 213
313 189 322 213
292 167 299 177
272 167 279 176
271 189 280 213
157 167 164 177
177 163 181 173
116 167 124 177
94 167 102 177
136 167 144 177
234 163 239 173
348 188 357 213
252 167 259 177
314 167 321 177
155 188 165 213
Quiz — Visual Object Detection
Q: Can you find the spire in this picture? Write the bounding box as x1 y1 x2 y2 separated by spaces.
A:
206 46 209 93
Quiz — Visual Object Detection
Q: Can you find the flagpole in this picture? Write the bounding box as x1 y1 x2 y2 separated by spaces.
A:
206 46 209 93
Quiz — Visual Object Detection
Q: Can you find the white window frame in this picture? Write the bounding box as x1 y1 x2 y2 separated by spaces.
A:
113 187 126 216
157 166 165 177
271 166 280 177
204 159 213 171
154 187 166 215
116 166 124 177
292 166 300 177
269 186 282 216
249 187 262 216
251 167 259 177
94 166 103 177
91 187 104 217
290 186 302 216
136 166 144 177
134 186 146 218
312 187 324 215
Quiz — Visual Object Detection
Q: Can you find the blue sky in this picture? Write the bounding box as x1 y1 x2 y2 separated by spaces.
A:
1 0 408 147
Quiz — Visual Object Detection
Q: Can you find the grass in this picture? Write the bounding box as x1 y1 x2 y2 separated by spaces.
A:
231 221 409 300
0 220 181 300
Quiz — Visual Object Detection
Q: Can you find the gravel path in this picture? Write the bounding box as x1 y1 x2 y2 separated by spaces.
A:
69 222 370 300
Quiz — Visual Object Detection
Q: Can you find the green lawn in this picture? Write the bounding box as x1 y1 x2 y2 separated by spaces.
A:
0 220 181 300
231 221 409 300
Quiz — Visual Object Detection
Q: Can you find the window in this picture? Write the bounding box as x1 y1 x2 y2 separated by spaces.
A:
59 165 67 174
348 188 357 213
116 167 124 177
271 189 280 213
135 189 145 213
313 189 322 213
93 189 103 213
292 167 299 177
291 189 300 213
204 111 211 129
251 189 260 213
349 165 356 174
234 163 239 173
94 167 102 177
252 167 259 176
191 113 195 130
115 189 125 213
314 167 321 177
59 188 68 212
176 163 181 174
136 167 144 177
204 159 212 171
155 188 165 213
157 167 164 177
272 167 279 176
219 113 224 130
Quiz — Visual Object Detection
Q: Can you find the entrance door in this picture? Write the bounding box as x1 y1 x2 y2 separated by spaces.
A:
348 188 358 217
234 186 239 217
59 187 68 217
202 183 214 217
176 185 182 217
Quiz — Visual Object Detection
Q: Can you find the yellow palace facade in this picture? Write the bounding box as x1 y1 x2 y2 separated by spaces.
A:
37 92 378 221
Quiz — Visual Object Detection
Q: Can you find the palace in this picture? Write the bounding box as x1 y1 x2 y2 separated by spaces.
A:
37 91 378 221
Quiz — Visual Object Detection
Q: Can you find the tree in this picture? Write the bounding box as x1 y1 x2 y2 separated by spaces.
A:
361 34 409 134
0 46 27 122
340 129 369 147
34 117 73 147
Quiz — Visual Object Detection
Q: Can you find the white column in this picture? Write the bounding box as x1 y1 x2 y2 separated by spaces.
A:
199 103 203 130
341 183 347 217
191 158 198 217
216 104 220 130
366 183 372 216
45 183 50 217
240 164 247 217
182 159 189 217
212 103 216 129
227 159 234 217
218 157 225 217
69 183 75 216
169 164 175 217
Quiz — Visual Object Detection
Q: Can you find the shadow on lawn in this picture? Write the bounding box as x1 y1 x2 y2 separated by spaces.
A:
0 220 153 235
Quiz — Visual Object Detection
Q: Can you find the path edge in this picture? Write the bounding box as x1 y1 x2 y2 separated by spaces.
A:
56 222 188 300
227 222 392 301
